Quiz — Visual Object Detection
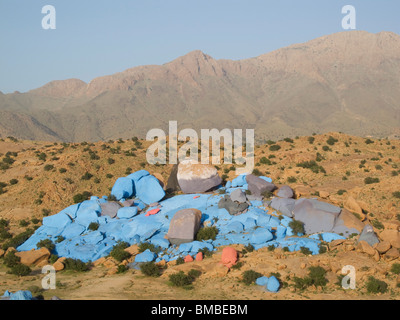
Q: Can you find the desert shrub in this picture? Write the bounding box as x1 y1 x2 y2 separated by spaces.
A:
2 229 34 250
393 192 400 199
88 222 99 231
198 248 214 258
169 271 193 288
9 179 18 185
8 264 32 276
36 239 55 252
116 265 129 274
289 220 305 235
319 245 327 254
390 263 400 275
364 177 380 185
371 220 384 230
19 219 29 227
242 244 254 254
138 242 161 254
365 138 374 144
37 153 47 161
269 145 281 152
283 246 290 252
49 254 59 264
81 172 93 180
260 157 272 165
326 136 338 146
44 164 54 171
3 251 21 268
73 191 92 203
110 241 131 262
293 266 328 290
31 217 40 224
296 160 325 174
0 228 12 241
284 137 294 143
322 146 331 152
252 168 262 176
308 137 315 144
59 168 67 173
241 270 263 285
188 269 202 279
268 245 276 252
175 257 185 265
261 190 273 199
366 276 388 294
63 258 91 272
300 247 312 255
196 226 218 241
337 189 347 195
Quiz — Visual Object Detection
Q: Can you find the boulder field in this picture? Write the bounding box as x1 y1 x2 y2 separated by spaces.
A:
16 169 367 264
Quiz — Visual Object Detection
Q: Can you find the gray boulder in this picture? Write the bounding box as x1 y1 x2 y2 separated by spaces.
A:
358 224 380 246
100 202 122 218
270 197 296 217
277 185 294 198
167 209 202 245
166 164 180 193
218 196 249 216
293 199 341 234
230 189 247 203
177 160 222 194
246 174 277 198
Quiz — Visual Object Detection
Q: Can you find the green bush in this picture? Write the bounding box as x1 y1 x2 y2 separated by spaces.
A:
241 270 263 285
393 192 400 199
364 177 380 185
81 172 93 180
390 263 400 275
289 220 305 235
188 269 202 279
44 164 54 171
308 137 315 144
117 265 129 274
19 219 30 227
326 136 338 146
2 228 35 250
293 266 328 290
175 257 185 265
269 145 281 152
36 239 55 252
300 247 312 255
59 168 67 173
138 242 161 254
287 176 297 183
110 241 131 262
63 258 91 272
196 226 219 241
8 264 32 276
169 271 193 288
88 222 99 231
3 251 21 268
366 276 388 294
9 179 18 185
73 191 92 203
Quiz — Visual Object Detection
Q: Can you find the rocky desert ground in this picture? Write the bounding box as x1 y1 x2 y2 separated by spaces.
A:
0 132 399 300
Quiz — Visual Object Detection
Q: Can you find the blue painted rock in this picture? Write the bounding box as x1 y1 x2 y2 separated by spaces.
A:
267 276 280 292
111 177 134 201
177 160 222 194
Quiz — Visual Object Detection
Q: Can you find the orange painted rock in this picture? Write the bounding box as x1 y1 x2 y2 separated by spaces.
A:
184 255 194 263
195 252 203 261
220 247 237 268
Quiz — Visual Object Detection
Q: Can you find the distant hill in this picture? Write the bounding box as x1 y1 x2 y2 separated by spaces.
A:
1 30 400 142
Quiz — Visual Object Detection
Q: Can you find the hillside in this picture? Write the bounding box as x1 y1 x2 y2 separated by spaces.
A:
0 133 399 300
0 31 400 142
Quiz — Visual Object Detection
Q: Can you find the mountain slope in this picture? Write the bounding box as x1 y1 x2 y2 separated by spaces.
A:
1 31 399 142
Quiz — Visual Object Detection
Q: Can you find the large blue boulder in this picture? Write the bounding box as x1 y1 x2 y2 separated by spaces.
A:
135 249 157 262
111 177 134 201
8 291 33 300
42 212 72 230
117 207 139 219
256 276 269 286
75 209 99 228
231 174 248 188
135 174 165 205
267 276 280 292
250 228 273 245
61 223 86 239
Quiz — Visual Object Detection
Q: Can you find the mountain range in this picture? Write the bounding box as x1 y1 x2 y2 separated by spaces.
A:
1 30 400 142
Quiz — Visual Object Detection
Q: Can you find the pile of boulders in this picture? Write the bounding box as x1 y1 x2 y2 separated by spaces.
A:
14 163 380 271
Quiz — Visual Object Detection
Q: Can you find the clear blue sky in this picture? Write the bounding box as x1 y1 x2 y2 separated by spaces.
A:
0 0 399 93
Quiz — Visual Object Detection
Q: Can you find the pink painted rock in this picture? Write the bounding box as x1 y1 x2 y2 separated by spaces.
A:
184 255 194 263
195 252 203 261
220 247 237 268
145 208 160 217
